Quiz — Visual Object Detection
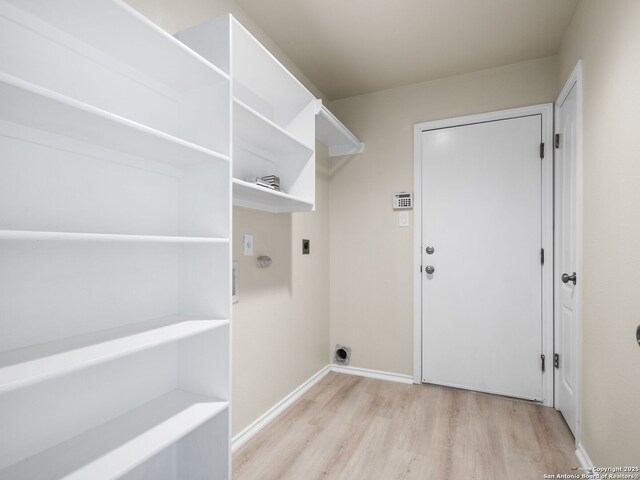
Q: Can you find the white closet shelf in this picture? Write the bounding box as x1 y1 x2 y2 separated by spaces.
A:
233 98 313 158
315 103 364 157
0 389 228 480
0 230 230 244
232 17 315 111
3 0 228 92
0 73 229 168
0 315 229 394
232 179 313 213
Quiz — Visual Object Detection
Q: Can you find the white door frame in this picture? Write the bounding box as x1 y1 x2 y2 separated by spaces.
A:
554 60 583 445
413 104 554 407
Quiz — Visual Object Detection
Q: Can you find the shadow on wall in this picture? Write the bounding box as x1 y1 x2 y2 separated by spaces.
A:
326 154 360 179
232 207 293 297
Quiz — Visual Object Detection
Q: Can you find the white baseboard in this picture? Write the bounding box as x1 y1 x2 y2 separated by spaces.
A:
330 364 414 384
231 365 331 452
231 364 414 452
575 441 595 473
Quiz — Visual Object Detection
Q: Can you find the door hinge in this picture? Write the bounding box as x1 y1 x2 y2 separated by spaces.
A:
420 265 422 272
554 353 560 369
541 354 546 372
539 142 545 159
540 248 545 265
555 133 560 149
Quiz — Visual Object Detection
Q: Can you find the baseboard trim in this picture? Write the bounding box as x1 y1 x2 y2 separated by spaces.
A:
575 441 595 473
231 365 331 452
231 364 414 452
330 364 414 384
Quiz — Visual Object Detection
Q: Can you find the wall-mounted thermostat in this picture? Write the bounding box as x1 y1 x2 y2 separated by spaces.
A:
393 192 413 209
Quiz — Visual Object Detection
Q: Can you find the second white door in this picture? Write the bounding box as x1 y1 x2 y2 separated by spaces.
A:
554 72 581 438
421 114 544 401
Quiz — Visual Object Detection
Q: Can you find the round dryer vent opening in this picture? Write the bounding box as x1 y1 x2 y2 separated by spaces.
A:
334 345 351 365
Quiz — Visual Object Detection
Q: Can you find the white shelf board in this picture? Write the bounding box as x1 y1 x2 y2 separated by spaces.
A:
0 73 229 167
0 230 229 244
0 315 229 394
3 0 229 92
316 103 364 157
231 16 314 110
0 389 228 480
233 179 314 213
233 98 313 159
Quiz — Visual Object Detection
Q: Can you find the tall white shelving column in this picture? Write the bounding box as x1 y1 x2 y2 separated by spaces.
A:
178 14 319 214
177 14 363 214
0 1 231 478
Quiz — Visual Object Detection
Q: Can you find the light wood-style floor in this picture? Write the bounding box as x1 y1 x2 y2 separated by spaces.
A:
233 373 578 480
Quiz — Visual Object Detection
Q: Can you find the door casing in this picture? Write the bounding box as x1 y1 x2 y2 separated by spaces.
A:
554 61 583 447
413 104 554 407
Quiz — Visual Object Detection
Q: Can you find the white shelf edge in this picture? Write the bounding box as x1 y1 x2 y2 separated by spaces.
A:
3 0 229 92
230 15 315 104
234 178 313 203
0 390 228 480
0 316 230 394
233 97 313 154
0 230 230 244
114 0 231 84
316 103 364 157
0 72 230 165
328 142 365 157
232 178 314 212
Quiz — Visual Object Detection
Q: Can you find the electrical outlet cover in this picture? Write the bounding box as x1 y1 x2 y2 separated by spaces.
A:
399 211 409 227
243 234 254 256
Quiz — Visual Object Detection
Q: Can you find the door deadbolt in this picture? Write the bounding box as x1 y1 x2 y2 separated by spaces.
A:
425 265 435 274
426 246 435 255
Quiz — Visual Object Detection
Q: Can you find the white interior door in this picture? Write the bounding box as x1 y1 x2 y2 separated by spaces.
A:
421 115 543 401
555 80 580 438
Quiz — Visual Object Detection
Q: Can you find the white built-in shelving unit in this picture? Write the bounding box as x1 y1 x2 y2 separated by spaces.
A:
0 0 231 478
1 2 361 476
178 15 319 213
177 14 363 213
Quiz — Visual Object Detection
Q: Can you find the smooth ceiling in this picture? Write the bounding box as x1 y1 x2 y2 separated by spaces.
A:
234 0 579 100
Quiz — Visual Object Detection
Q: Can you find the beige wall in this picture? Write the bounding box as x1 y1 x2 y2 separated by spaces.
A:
558 0 640 465
232 153 330 435
328 57 559 375
124 0 330 437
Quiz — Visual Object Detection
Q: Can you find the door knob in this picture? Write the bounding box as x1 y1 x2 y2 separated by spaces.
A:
425 265 435 274
561 272 577 285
